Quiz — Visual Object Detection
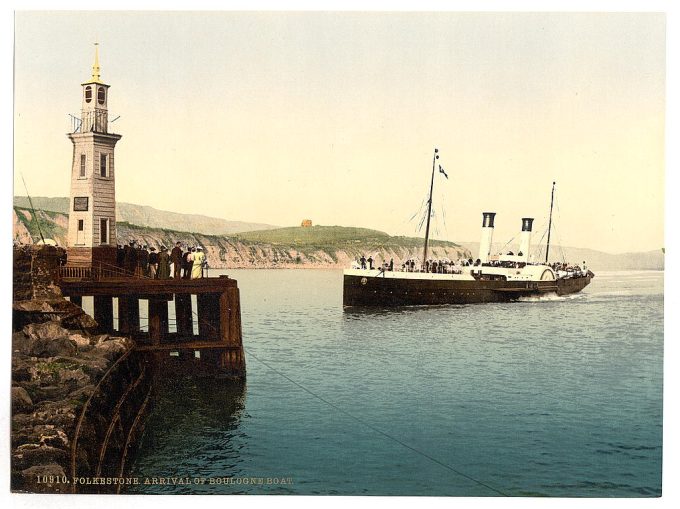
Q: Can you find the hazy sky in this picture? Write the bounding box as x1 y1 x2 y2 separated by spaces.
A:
13 11 665 253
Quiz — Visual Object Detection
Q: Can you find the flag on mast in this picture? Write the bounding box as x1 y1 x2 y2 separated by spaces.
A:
438 164 448 179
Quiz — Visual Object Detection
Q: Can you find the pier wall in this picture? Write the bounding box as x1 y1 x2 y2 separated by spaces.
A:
11 247 153 493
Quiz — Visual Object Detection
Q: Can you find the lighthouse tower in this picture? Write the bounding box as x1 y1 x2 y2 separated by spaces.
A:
66 44 121 267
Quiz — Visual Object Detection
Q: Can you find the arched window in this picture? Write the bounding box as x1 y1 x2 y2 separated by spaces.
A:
97 86 106 105
85 86 92 103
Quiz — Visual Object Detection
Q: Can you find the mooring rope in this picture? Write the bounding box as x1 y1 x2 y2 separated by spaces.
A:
242 346 508 496
184 299 508 495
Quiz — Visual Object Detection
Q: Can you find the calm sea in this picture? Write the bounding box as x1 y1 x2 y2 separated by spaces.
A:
123 269 663 497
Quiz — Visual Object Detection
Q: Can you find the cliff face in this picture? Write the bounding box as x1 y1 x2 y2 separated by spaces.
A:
17 206 665 271
13 196 277 235
14 208 470 269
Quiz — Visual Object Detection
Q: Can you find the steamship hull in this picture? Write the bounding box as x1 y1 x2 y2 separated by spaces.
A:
342 271 592 307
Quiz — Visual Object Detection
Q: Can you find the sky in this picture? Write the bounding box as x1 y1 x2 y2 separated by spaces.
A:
13 11 665 253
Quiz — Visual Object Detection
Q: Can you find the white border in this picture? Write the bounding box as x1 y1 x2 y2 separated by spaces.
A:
2 3 676 509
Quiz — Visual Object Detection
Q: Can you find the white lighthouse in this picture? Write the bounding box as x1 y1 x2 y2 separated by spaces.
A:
66 44 121 267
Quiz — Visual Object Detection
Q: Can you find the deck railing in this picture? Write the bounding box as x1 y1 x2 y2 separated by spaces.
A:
56 261 151 281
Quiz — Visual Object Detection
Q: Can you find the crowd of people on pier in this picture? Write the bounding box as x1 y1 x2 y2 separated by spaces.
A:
116 241 207 279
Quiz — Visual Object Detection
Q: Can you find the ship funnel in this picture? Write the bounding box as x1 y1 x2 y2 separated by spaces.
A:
518 217 534 262
478 212 496 263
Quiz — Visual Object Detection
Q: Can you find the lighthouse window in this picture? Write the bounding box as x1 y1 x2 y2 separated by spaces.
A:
85 86 92 103
100 153 108 177
79 154 86 177
97 87 106 105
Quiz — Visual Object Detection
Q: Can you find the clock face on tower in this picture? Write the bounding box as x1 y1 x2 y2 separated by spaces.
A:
97 86 106 105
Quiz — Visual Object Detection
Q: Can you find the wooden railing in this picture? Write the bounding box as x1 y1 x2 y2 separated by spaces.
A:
56 261 151 281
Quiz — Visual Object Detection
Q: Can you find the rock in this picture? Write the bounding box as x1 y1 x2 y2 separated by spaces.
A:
29 401 79 429
11 386 33 413
14 298 98 332
94 336 129 360
23 321 70 341
70 333 93 352
28 337 77 358
12 443 69 472
16 463 69 493
36 425 70 448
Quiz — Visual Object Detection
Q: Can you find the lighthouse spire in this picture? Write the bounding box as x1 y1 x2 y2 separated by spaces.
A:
91 42 101 83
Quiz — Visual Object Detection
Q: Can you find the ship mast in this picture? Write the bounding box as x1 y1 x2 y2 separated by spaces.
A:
422 148 439 267
545 181 556 264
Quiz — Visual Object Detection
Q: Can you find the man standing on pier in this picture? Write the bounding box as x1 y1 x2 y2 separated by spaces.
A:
171 241 183 279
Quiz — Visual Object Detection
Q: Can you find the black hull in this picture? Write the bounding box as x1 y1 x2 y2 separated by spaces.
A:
343 273 592 307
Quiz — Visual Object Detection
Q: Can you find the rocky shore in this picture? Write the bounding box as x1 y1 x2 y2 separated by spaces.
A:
11 246 141 493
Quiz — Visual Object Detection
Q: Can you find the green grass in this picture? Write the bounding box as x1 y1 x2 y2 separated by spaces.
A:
233 225 460 249
16 208 465 258
14 206 67 243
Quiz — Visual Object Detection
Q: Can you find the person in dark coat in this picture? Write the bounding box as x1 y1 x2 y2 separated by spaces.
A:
116 245 124 268
157 247 171 279
182 248 192 279
360 255 366 269
124 241 138 275
171 242 183 279
140 245 150 277
148 247 159 279
389 258 394 271
367 256 373 270
135 244 145 277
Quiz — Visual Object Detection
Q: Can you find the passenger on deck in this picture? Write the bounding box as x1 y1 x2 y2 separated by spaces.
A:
389 258 394 271
182 247 192 279
367 256 374 270
148 247 158 279
123 241 137 274
360 255 367 270
187 247 196 279
192 246 206 279
116 245 124 268
171 242 183 279
157 246 171 279
140 245 149 277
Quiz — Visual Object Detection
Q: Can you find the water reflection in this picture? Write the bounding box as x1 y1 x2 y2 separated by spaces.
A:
128 376 247 492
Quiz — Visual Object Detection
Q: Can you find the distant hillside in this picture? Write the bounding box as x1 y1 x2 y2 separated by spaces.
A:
13 208 469 269
13 196 277 235
12 201 663 271
235 225 462 251
459 242 665 272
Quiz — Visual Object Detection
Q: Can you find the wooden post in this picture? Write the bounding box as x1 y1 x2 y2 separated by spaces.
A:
197 293 218 340
227 287 242 345
93 296 114 332
219 290 231 343
70 295 83 307
128 297 140 334
148 299 168 346
221 286 245 376
118 296 139 335
175 293 193 338
118 297 129 334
